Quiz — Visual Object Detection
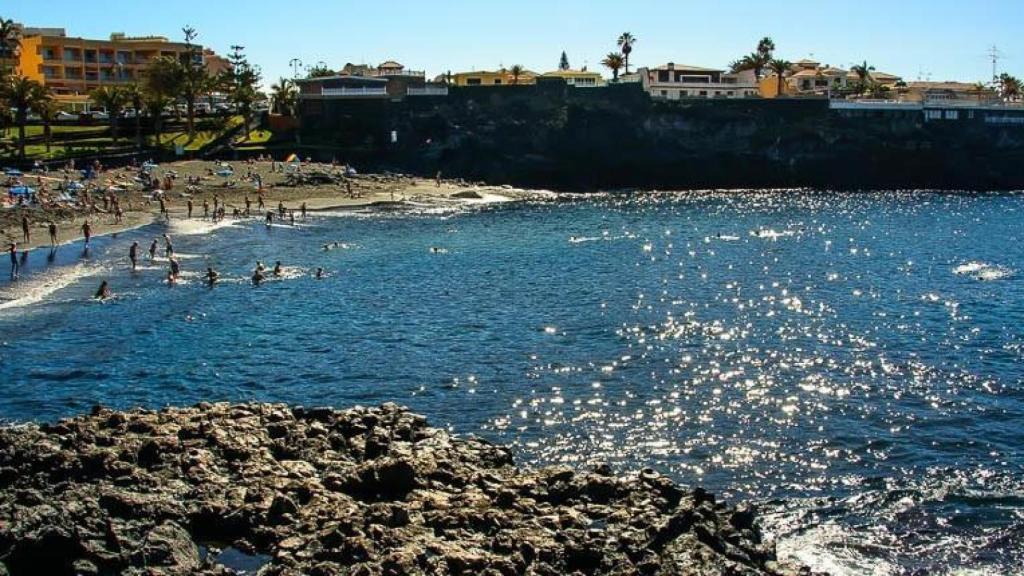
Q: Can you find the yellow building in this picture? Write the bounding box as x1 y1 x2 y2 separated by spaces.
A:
14 27 215 108
540 69 605 87
449 68 538 86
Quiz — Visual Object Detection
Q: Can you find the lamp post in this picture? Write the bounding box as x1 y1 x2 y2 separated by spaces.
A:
289 58 303 79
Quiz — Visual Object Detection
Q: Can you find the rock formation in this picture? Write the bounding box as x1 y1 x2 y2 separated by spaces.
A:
0 403 815 575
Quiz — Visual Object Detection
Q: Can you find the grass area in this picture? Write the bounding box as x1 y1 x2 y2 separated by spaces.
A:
153 115 245 152
240 129 273 144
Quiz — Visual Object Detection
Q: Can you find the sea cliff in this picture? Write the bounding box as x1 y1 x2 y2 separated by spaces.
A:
297 82 1024 191
0 402 814 575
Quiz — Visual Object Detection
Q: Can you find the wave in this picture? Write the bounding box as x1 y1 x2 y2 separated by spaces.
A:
954 261 1014 281
0 263 99 312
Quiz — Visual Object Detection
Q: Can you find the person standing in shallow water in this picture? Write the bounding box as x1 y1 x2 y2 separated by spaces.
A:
205 267 219 286
8 243 18 279
148 238 158 260
81 221 92 246
187 199 193 219
48 221 58 246
163 234 173 258
129 241 139 271
21 215 30 243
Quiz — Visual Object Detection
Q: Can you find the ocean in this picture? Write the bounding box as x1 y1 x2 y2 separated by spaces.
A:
1 190 1021 574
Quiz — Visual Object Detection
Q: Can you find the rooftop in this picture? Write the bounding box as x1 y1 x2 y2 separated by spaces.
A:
649 63 723 73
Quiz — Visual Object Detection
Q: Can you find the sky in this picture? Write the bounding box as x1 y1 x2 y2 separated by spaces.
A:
5 0 1024 89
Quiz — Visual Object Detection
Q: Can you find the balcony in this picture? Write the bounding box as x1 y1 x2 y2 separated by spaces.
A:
321 87 388 97
369 69 425 78
407 86 449 96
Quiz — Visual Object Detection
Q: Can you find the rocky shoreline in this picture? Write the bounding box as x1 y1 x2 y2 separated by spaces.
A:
0 403 815 575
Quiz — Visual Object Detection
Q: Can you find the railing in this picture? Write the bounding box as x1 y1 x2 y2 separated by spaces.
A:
321 87 389 97
369 69 425 77
406 87 449 96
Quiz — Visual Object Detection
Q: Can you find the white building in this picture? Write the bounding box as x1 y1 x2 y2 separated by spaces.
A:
638 63 759 100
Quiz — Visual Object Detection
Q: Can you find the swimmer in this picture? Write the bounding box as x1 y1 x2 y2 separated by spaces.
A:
273 261 283 277
255 260 265 272
205 267 219 286
148 238 158 260
166 270 176 285
252 269 264 286
95 280 111 299
129 241 139 270
315 267 324 279
169 257 181 279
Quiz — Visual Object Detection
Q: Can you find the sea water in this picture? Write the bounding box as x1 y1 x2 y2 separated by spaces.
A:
0 190 1022 574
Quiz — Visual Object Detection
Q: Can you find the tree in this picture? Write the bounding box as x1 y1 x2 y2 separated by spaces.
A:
756 37 775 63
270 77 297 116
122 83 145 148
510 64 524 85
224 45 262 139
178 25 210 140
91 86 128 142
617 33 636 74
850 61 875 93
1 75 47 159
999 73 1021 102
142 57 182 145
35 94 59 153
768 59 791 97
0 17 19 77
559 51 570 71
602 53 624 81
730 52 769 80
306 65 334 79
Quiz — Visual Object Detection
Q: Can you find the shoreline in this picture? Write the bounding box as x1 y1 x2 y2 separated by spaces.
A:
0 402 813 575
2 159 538 255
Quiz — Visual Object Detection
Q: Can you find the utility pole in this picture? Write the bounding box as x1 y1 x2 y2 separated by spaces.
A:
987 45 1002 85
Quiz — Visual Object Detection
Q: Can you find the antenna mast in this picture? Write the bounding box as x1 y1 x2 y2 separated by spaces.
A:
987 45 1003 85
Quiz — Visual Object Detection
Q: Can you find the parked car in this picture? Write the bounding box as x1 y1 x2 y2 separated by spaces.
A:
56 111 77 121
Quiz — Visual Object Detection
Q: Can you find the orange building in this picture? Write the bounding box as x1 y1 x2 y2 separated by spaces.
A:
14 27 221 108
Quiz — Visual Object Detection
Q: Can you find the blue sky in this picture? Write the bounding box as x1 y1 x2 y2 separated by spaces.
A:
6 0 1023 88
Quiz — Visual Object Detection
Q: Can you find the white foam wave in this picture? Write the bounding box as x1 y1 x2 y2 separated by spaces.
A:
168 218 242 235
953 261 1014 281
0 263 99 312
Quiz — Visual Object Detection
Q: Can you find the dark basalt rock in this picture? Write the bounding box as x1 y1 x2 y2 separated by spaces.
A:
0 402 821 575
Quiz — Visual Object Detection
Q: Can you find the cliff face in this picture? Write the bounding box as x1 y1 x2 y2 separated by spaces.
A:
0 403 813 575
298 84 1024 191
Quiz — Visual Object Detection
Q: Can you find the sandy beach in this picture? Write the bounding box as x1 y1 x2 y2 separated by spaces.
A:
1 159 541 252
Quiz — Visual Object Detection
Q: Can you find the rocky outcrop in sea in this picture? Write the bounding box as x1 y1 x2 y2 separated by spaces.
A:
0 403 815 575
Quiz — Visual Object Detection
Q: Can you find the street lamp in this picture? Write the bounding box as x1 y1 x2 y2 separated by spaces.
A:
289 58 303 79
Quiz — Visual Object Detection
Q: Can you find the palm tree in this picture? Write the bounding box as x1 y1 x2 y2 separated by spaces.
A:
510 64 524 85
1 75 46 159
143 92 172 145
0 18 20 77
602 53 625 81
757 37 775 62
850 61 875 93
270 77 297 116
121 83 145 148
731 52 769 80
91 86 128 142
35 94 59 153
617 32 636 74
999 73 1021 102
970 82 988 102
769 59 791 97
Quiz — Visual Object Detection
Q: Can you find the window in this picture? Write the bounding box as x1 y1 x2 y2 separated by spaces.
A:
493 79 501 85
699 90 708 96
660 90 668 97
925 110 942 120
944 110 959 120
680 90 688 97
466 78 481 86
727 91 734 96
